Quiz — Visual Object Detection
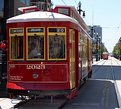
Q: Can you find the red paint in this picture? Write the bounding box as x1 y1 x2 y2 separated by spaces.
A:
6 6 92 98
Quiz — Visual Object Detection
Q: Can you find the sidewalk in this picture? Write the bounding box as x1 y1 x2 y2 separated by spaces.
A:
115 80 121 108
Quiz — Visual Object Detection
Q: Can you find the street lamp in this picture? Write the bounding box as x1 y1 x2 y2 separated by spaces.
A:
98 37 101 60
96 33 99 61
77 1 85 17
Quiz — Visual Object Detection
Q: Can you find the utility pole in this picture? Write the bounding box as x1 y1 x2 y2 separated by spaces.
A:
96 34 99 61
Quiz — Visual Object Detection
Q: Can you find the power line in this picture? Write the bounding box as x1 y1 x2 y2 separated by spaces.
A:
73 0 78 5
60 0 79 6
60 0 67 5
102 27 119 28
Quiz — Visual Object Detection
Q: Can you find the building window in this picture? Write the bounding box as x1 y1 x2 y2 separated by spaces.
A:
0 0 4 18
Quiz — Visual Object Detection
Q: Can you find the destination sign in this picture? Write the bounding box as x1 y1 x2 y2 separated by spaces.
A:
49 28 65 33
58 8 69 15
10 28 23 34
28 28 44 33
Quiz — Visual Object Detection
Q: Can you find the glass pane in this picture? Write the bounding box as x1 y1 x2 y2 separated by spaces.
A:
58 8 69 15
28 35 44 59
49 35 65 59
10 36 23 59
0 0 4 18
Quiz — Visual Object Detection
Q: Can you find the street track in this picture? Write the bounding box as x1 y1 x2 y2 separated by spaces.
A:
0 97 67 109
92 57 119 81
9 95 68 109
92 57 121 108
92 59 107 75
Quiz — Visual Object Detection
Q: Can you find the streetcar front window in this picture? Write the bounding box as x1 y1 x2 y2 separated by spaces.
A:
48 27 66 60
26 27 45 60
9 28 24 60
27 35 44 59
49 35 65 59
10 36 23 59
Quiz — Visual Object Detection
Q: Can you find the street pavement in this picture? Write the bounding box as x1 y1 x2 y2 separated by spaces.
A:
93 57 121 109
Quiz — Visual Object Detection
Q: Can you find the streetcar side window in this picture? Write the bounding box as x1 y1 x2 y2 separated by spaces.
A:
83 38 88 58
9 28 24 60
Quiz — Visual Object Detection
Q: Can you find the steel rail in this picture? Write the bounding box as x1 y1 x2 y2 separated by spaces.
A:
92 60 107 75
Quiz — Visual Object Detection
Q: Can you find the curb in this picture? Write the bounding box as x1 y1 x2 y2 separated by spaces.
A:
114 80 121 109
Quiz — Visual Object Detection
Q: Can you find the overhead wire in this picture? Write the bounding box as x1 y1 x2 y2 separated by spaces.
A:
73 0 78 5
101 27 119 28
59 0 79 6
60 0 67 5
101 24 121 38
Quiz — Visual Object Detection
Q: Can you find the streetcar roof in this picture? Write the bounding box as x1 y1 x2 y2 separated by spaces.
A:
7 11 78 24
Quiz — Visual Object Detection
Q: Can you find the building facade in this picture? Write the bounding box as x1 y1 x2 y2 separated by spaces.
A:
89 25 102 42
0 0 30 41
89 25 103 61
0 0 4 41
0 0 30 91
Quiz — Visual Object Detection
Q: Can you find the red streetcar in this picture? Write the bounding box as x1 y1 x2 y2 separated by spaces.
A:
102 52 108 60
6 6 92 99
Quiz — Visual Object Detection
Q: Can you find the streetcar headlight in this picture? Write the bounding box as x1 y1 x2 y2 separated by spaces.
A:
32 73 39 79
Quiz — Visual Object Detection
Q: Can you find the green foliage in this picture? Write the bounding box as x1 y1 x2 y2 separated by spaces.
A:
112 42 121 56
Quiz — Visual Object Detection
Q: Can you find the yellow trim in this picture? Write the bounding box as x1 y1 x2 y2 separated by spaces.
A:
9 28 24 61
26 27 45 35
69 29 76 89
26 27 45 61
47 27 67 60
26 33 44 36
48 27 66 34
9 28 24 36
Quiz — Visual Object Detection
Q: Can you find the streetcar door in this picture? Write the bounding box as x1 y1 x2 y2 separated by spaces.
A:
69 29 76 89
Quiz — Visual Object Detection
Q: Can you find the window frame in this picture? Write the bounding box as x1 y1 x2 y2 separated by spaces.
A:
9 28 24 61
47 27 67 61
26 27 45 61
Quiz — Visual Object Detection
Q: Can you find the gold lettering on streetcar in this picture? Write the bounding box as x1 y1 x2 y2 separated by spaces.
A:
26 64 45 69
